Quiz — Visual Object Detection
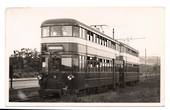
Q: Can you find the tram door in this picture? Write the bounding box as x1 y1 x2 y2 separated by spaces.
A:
115 59 125 87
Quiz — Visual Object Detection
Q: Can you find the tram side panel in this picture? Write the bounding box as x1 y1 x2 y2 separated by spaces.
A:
125 64 139 83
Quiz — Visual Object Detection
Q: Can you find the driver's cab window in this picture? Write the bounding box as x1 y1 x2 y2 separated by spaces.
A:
42 57 48 72
50 56 61 71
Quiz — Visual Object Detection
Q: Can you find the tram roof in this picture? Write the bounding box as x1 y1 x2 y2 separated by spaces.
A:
41 18 139 53
41 19 117 40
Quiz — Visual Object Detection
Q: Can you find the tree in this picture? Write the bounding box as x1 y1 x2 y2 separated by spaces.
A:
9 48 41 78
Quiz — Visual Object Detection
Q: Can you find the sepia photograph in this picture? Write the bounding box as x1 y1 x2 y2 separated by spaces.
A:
6 7 164 106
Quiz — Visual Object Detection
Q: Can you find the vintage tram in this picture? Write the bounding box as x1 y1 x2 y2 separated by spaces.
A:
38 18 139 96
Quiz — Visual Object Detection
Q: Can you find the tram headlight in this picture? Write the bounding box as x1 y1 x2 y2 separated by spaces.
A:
37 74 43 80
67 75 75 81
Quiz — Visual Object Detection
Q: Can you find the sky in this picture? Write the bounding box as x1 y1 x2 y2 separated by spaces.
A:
6 7 164 57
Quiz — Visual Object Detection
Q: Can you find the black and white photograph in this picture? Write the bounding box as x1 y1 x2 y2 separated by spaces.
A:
6 7 164 106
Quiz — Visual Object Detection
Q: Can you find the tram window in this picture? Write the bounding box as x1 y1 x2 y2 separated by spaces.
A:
105 39 107 47
42 27 50 37
73 57 79 71
103 61 105 72
42 57 46 68
110 41 112 48
82 29 86 39
79 55 85 71
108 40 110 47
62 58 72 68
51 26 62 36
120 46 124 52
87 31 90 41
79 56 82 71
103 39 105 46
87 56 90 60
100 37 102 45
42 57 45 62
41 44 47 52
51 57 61 70
115 44 119 51
99 58 102 62
106 60 109 63
99 58 103 72
94 34 97 43
111 41 114 49
96 35 98 44
94 34 96 42
113 42 115 49
80 28 85 39
73 26 79 37
98 37 100 44
90 33 93 42
86 56 91 72
82 56 85 69
101 38 104 45
42 57 48 71
96 64 99 71
106 40 108 47
81 56 85 71
62 26 72 36
79 28 82 38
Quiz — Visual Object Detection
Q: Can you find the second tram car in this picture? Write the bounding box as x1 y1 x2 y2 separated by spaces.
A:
38 18 139 96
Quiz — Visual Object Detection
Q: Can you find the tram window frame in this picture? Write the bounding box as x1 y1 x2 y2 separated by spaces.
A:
51 26 62 36
79 27 82 38
87 56 93 72
61 57 72 70
116 44 120 51
103 60 105 72
94 34 96 43
104 39 107 46
72 56 79 72
79 55 85 72
100 37 102 45
42 26 50 37
111 41 113 48
90 32 93 42
42 57 45 62
102 38 104 46
62 26 73 36
82 56 85 71
99 36 101 45
99 58 102 72
106 39 108 47
87 31 91 41
79 27 85 39
103 39 105 46
79 55 82 71
108 40 111 48
121 46 126 53
50 57 61 70
73 26 79 37
96 35 99 44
